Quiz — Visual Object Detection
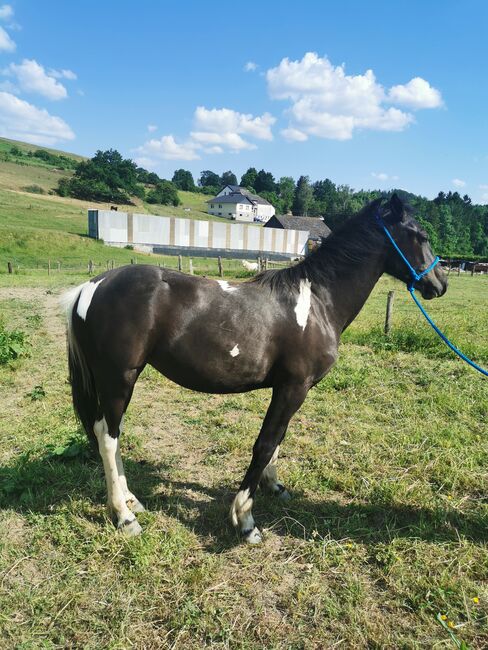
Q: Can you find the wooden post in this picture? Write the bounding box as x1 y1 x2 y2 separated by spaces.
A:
218 256 223 277
111 260 114 270
106 260 109 271
178 255 182 272
384 291 395 335
131 258 134 265
471 263 476 277
457 265 461 276
7 261 12 274
189 259 194 275
57 261 61 272
48 260 51 276
88 259 93 275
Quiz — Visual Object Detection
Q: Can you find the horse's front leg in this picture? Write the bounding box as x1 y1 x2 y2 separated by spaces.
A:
230 382 308 544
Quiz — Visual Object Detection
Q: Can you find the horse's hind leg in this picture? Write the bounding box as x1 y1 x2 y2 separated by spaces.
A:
230 382 308 544
94 370 142 535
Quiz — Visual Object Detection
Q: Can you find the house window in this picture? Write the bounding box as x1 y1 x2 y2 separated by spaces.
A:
219 204 222 208
211 204 214 208
228 213 232 216
218 212 222 216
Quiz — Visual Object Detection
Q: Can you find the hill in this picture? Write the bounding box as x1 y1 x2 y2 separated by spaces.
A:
0 137 232 271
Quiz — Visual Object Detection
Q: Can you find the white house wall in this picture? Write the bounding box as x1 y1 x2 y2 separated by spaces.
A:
92 210 308 256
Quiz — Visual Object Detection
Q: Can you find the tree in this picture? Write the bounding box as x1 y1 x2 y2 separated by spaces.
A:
220 170 238 186
254 169 276 194
172 169 195 191
199 170 221 188
278 176 295 214
146 180 180 206
240 167 258 190
292 176 313 216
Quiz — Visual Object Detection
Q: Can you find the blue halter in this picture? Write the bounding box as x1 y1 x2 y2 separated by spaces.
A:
376 213 487 377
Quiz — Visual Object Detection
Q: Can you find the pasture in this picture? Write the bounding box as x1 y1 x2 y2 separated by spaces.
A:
0 268 487 649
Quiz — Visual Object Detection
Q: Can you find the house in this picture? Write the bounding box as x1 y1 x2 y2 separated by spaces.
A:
207 185 275 223
264 215 332 253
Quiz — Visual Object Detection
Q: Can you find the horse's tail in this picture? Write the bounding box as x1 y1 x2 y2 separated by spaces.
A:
59 284 98 446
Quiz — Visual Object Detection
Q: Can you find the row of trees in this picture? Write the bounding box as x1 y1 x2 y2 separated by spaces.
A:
55 150 488 257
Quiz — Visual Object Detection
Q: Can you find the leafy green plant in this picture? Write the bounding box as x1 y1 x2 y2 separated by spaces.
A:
26 384 46 401
0 323 27 364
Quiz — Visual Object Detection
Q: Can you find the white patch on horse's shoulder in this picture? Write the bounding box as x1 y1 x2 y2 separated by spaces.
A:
230 344 240 357
77 278 105 320
294 279 312 331
217 280 238 293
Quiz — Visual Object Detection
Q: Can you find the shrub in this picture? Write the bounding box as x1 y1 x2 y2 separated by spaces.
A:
0 324 27 365
22 184 45 194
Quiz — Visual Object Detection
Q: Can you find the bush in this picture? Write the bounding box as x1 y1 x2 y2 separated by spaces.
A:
22 184 45 194
0 324 27 365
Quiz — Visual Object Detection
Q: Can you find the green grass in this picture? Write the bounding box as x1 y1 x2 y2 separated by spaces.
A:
0 272 486 648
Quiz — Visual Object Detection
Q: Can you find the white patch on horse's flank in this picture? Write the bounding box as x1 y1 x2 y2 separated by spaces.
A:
77 278 105 321
294 279 312 330
230 344 240 357
217 280 238 293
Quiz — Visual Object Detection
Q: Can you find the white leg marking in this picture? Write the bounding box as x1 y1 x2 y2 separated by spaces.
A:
115 439 145 513
230 488 262 543
94 417 141 535
229 344 240 357
294 279 312 330
77 278 105 320
217 280 238 293
260 446 291 500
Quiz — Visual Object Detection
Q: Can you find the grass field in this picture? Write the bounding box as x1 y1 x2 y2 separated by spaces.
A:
0 269 486 649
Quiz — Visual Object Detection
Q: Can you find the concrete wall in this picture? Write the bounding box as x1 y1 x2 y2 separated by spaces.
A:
89 209 309 257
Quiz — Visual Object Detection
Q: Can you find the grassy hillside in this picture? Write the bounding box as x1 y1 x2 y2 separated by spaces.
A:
0 137 234 270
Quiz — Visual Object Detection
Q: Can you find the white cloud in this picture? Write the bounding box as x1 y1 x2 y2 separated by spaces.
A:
371 172 400 182
0 25 14 51
191 130 256 151
49 68 77 80
266 52 441 141
194 106 275 141
136 135 199 161
5 59 68 100
0 4 13 20
244 61 257 72
281 127 308 142
478 184 488 190
147 124 157 132
452 178 466 188
389 77 443 109
0 91 75 145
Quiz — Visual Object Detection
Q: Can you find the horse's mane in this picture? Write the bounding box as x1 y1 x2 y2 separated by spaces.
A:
250 200 389 293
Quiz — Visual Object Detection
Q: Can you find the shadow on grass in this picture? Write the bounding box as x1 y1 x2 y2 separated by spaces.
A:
1 443 487 552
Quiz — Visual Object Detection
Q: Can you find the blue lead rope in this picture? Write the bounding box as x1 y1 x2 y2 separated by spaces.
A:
376 214 488 377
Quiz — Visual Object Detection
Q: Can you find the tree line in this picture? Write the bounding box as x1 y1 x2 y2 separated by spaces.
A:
54 150 488 258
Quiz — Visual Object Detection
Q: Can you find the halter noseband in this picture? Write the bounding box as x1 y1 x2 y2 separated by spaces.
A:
375 213 440 290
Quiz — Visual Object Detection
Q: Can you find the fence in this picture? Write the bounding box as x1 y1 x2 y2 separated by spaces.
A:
88 210 309 260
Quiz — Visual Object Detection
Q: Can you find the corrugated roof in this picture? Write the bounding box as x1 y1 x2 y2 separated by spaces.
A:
206 194 253 205
207 187 273 206
265 215 332 239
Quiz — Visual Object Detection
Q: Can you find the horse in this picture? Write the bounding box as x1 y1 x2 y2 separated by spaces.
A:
61 194 447 543
241 260 259 272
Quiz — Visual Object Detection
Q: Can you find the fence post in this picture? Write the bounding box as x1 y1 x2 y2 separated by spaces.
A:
7 261 12 274
57 261 61 272
384 290 395 335
88 260 93 275
48 260 51 276
111 260 114 269
189 259 194 275
131 258 134 265
471 264 476 276
178 255 182 272
218 256 223 277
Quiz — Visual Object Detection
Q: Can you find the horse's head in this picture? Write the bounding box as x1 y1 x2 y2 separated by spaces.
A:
377 194 447 300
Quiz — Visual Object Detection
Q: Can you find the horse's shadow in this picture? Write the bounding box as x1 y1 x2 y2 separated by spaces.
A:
1 445 486 552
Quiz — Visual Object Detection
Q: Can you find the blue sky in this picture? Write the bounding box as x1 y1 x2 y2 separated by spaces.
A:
0 0 487 202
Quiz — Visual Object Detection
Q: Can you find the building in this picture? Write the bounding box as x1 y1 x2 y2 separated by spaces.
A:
265 215 331 251
207 185 275 223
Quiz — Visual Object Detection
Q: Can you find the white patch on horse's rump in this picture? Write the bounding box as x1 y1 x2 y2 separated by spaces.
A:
77 278 105 321
217 280 238 293
230 344 240 357
294 279 312 330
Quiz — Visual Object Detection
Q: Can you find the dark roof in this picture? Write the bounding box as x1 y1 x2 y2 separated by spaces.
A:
206 194 253 205
265 215 332 239
207 187 273 206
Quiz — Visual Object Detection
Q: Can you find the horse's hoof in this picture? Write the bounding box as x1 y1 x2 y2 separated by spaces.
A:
128 498 145 513
118 518 142 536
276 484 291 501
243 527 263 544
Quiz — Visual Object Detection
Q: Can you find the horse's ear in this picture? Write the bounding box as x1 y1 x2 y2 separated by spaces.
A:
369 197 384 214
385 192 405 223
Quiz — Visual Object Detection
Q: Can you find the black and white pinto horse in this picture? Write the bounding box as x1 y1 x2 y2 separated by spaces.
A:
61 195 447 543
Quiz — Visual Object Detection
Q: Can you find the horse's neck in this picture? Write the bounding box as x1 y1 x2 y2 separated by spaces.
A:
311 236 387 331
